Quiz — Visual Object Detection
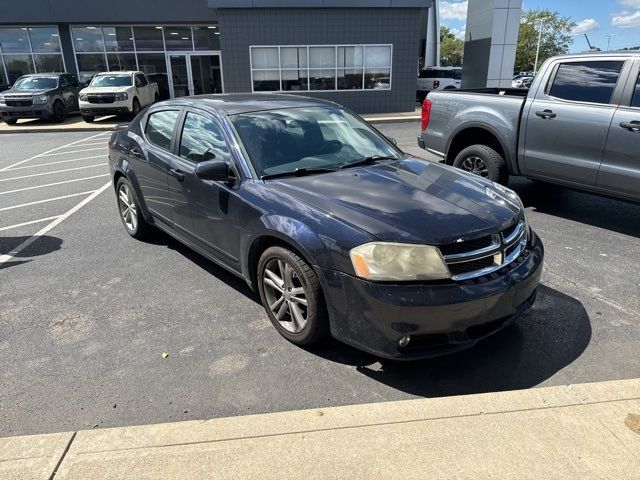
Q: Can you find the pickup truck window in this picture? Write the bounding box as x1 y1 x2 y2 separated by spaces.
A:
135 74 148 88
13 76 58 90
548 61 624 105
91 74 132 87
632 75 640 108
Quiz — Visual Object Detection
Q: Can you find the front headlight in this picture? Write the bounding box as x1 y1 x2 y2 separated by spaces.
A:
350 242 450 281
32 95 48 104
114 92 128 101
0 96 5 107
79 93 88 101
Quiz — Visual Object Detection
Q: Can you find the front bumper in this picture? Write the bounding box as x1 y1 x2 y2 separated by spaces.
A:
0 103 53 120
320 232 544 360
79 99 131 116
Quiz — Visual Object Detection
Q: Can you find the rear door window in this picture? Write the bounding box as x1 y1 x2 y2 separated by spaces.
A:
632 74 640 108
145 110 180 152
548 61 624 105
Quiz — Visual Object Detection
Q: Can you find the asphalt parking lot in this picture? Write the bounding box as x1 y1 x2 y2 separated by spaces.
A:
1 124 639 437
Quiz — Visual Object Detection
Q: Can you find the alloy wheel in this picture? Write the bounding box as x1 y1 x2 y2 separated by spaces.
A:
461 156 489 177
262 258 308 333
118 183 138 232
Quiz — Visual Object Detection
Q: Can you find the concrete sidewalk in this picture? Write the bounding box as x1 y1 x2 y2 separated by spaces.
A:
0 108 420 134
2 379 639 479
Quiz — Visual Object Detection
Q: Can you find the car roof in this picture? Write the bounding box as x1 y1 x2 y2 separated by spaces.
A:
154 93 340 115
94 71 137 75
20 72 67 77
559 50 640 59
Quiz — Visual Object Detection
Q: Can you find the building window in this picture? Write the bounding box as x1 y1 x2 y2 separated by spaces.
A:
0 27 64 83
72 24 220 83
250 45 392 92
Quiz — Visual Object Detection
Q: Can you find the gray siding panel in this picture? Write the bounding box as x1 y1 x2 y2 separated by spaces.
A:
219 8 421 113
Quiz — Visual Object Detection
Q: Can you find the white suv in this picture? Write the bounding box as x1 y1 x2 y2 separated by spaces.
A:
417 67 462 102
79 71 158 122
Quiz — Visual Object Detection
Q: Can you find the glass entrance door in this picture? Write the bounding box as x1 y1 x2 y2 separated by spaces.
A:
169 54 190 97
168 53 223 98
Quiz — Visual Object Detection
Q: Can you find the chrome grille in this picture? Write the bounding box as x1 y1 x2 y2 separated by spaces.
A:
441 221 528 281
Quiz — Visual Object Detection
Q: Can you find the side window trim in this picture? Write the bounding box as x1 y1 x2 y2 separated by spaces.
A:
177 109 231 165
542 58 628 107
619 59 640 109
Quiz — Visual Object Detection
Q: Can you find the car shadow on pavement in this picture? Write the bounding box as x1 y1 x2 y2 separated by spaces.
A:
311 285 592 398
141 229 261 303
0 235 63 271
511 178 640 238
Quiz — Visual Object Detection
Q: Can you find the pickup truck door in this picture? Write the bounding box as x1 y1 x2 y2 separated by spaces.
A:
135 73 152 106
597 62 640 200
522 59 627 186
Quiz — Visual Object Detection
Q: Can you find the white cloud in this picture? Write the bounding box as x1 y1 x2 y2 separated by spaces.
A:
447 27 466 40
440 1 468 22
612 10 640 28
572 18 600 35
619 0 640 7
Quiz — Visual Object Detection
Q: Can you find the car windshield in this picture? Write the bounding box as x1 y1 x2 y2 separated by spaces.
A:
90 74 132 87
230 106 403 178
13 76 58 90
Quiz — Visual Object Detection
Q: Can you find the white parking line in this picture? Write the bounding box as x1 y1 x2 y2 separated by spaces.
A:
6 155 105 171
0 216 61 232
0 174 109 196
0 190 99 212
0 164 106 182
0 132 106 172
68 142 107 148
38 147 106 157
0 182 111 267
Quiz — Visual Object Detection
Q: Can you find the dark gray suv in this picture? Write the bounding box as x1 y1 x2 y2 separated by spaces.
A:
0 73 80 124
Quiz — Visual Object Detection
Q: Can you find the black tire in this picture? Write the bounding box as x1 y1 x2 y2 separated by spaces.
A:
82 114 95 123
453 144 509 185
52 100 66 123
115 176 152 240
257 246 329 346
154 93 159 103
131 98 141 117
3 118 17 125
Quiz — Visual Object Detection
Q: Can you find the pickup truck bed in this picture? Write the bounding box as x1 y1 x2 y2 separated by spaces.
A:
418 52 640 203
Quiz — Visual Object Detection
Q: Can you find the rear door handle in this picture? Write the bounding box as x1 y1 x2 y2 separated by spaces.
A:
168 168 186 182
535 110 556 119
619 121 640 132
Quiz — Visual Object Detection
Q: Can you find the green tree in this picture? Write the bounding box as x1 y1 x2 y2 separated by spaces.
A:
515 9 576 72
440 26 464 67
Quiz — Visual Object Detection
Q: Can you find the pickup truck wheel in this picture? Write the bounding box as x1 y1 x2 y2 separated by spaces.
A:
453 144 509 185
131 98 141 117
3 118 17 125
82 115 95 123
52 101 66 123
257 246 329 346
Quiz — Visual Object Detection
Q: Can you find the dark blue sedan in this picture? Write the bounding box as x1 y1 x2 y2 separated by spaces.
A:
108 94 544 359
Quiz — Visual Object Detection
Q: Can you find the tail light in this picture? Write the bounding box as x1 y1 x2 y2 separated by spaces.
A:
433 80 440 89
421 99 432 131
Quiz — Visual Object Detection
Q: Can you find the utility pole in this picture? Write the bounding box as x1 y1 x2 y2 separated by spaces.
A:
533 19 545 74
604 34 616 51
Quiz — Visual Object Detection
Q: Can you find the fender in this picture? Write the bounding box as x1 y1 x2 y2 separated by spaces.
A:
446 121 520 176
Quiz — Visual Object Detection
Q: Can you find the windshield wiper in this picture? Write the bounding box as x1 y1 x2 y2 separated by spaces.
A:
339 155 398 170
260 167 337 180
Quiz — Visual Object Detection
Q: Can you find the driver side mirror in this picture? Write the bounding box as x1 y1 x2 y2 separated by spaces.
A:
387 137 398 146
195 160 235 183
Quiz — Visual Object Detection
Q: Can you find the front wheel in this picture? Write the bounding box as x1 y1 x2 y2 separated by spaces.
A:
116 177 151 240
51 101 66 123
257 246 328 346
82 114 95 123
453 144 509 185
3 118 17 125
131 98 141 117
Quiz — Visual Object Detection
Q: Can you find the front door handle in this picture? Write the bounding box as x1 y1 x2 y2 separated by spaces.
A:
619 121 640 132
168 168 186 182
535 110 556 119
130 146 143 158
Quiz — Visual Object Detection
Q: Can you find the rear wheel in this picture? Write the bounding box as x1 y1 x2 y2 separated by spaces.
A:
257 246 328 346
116 177 151 240
51 100 66 123
453 144 509 185
82 114 95 123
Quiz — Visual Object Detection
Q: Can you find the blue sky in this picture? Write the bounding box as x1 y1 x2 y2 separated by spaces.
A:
439 0 640 52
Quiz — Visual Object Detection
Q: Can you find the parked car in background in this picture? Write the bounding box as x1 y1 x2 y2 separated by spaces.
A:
0 73 80 124
79 71 159 122
147 73 170 100
417 67 462 102
511 76 533 88
418 52 640 203
108 94 543 359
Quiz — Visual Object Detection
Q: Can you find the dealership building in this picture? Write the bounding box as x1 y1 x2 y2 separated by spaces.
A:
0 0 436 113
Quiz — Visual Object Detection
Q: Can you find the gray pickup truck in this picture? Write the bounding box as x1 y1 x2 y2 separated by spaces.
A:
418 52 640 203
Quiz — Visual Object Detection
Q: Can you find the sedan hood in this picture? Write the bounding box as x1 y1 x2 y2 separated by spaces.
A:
271 157 522 245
